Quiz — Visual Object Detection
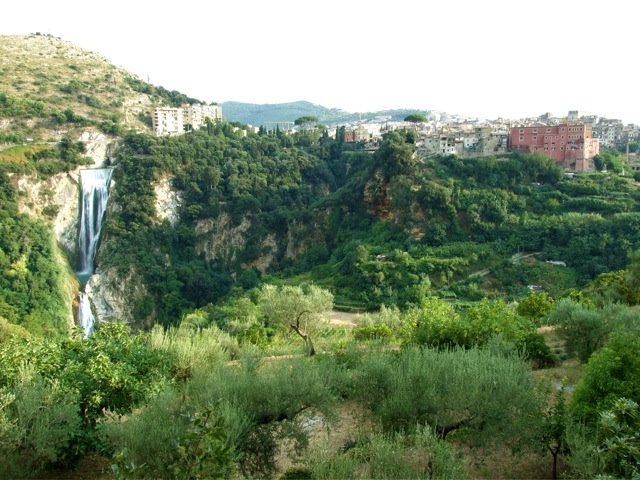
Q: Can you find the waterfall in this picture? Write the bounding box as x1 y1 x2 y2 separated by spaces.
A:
78 292 95 338
76 168 112 337
77 169 113 277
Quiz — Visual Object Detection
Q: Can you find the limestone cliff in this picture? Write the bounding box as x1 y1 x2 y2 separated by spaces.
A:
12 129 115 256
85 267 152 327
195 214 252 265
154 175 182 226
14 170 80 256
363 170 392 220
79 130 117 167
243 234 278 273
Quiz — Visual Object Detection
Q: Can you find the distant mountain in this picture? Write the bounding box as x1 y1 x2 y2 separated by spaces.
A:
221 100 433 126
220 101 347 126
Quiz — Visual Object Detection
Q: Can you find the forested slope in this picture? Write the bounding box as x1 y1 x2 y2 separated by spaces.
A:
95 124 640 326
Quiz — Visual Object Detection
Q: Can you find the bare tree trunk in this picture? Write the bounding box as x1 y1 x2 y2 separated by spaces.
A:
549 445 560 480
291 310 315 357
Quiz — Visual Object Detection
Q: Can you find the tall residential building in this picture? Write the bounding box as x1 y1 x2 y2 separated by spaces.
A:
152 104 223 136
152 107 184 136
508 122 600 171
182 104 223 131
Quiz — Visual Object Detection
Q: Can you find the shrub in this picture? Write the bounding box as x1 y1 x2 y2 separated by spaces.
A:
566 398 640 479
571 331 640 423
104 389 234 480
353 323 392 341
149 322 239 381
549 299 640 362
517 291 554 324
0 374 82 478
105 356 337 479
407 298 554 365
351 347 542 445
306 427 466 479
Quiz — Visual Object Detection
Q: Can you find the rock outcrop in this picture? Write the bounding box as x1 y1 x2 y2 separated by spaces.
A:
243 234 278 273
195 214 252 264
85 267 151 326
79 130 116 167
154 175 182 226
14 170 80 257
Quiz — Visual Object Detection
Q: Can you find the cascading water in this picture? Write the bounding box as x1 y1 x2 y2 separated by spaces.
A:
78 292 95 338
76 168 113 337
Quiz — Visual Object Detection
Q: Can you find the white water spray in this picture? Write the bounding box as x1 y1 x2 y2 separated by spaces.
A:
78 291 95 338
76 168 112 337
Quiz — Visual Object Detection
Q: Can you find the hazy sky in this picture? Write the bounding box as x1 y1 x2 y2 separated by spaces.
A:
2 0 638 123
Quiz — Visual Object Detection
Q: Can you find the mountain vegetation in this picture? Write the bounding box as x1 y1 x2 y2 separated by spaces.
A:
1 35 640 478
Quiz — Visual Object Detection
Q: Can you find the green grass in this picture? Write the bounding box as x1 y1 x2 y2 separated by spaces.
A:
0 143 50 166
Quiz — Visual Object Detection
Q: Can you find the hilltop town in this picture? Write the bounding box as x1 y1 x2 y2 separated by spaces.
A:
327 110 638 172
152 102 639 173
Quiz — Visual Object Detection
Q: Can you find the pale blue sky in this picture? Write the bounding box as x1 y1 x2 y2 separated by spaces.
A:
2 0 638 123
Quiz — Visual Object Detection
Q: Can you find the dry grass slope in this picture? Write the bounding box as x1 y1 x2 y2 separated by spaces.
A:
0 34 155 140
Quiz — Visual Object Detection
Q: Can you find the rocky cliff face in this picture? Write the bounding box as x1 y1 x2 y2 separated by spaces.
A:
12 129 115 257
85 267 151 326
154 175 182 227
11 129 119 330
195 214 252 265
363 170 392 220
14 170 80 256
79 130 117 167
243 234 278 273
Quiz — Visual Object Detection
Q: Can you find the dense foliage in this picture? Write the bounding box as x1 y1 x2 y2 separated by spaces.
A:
0 172 69 336
94 124 640 323
0 322 171 476
2 109 640 479
6 42 640 478
407 297 554 365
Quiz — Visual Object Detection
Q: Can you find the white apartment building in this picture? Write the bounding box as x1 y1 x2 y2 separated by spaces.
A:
182 104 223 131
153 104 223 136
152 107 184 136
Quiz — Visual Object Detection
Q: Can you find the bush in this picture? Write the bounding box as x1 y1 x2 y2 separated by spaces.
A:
566 398 640 479
353 323 392 341
104 356 338 479
571 331 640 423
407 298 554 365
351 347 542 445
516 291 554 324
306 427 467 479
0 374 82 478
104 389 235 480
149 323 239 381
549 299 640 362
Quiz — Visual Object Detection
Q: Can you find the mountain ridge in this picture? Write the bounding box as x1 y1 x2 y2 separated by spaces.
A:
221 100 433 126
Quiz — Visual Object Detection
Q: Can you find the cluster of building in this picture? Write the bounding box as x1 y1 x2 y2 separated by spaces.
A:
334 111 639 172
509 123 600 171
152 104 223 136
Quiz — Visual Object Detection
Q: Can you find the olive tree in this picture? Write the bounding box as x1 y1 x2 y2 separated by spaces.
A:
258 284 333 356
352 346 543 446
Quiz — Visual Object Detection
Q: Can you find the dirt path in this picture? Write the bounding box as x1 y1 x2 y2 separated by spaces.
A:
329 310 360 327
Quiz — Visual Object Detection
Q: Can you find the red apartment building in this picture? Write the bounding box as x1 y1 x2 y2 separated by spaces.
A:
508 123 600 171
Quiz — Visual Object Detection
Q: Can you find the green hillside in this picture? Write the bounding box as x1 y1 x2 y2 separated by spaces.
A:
0 34 204 143
221 100 433 126
1 36 640 480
